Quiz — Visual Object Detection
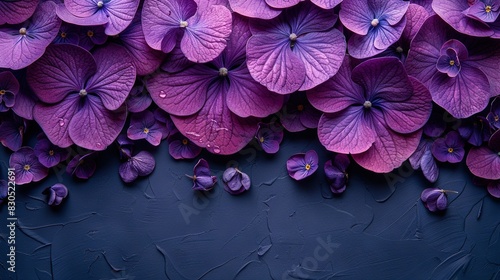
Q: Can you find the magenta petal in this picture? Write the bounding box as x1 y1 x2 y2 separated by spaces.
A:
310 0 341 9
265 0 300 9
181 5 232 63
27 44 97 104
33 94 80 148
247 35 305 94
226 66 283 118
0 1 61 70
429 65 490 118
487 181 500 198
352 121 422 173
147 66 212 116
0 0 39 25
307 56 365 114
318 107 376 154
68 95 127 151
467 147 500 180
86 44 136 110
229 0 281 20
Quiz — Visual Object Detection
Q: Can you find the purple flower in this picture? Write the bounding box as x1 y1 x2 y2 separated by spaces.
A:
432 0 500 38
28 44 135 151
431 131 465 163
43 183 68 206
0 71 19 112
0 1 61 70
340 0 409 59
487 97 500 129
127 110 169 146
422 108 448 138
53 23 80 45
421 188 458 212
142 0 232 63
0 113 26 152
308 56 432 173
279 92 321 132
0 0 39 25
405 15 500 118
56 0 140 36
187 159 217 191
119 151 156 183
467 129 500 180
66 153 97 180
126 82 152 113
148 16 282 155
324 154 350 194
256 122 284 154
34 137 70 168
116 134 134 159
223 167 251 195
409 139 439 182
77 25 108 51
286 150 318 181
112 11 165 76
247 3 345 94
0 180 8 204
9 147 48 185
153 108 178 139
458 116 492 146
168 133 202 160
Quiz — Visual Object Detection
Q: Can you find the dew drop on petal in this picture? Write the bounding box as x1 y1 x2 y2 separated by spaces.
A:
96 142 102 148
159 90 166 98
213 147 221 154
58 118 65 127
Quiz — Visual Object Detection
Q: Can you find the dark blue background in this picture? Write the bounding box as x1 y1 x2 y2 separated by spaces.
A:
1 132 499 279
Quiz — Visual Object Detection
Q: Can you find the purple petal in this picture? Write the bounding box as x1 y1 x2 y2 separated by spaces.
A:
265 0 300 9
0 1 61 70
436 193 448 211
27 44 97 104
127 84 153 113
352 120 422 173
429 65 490 118
168 134 202 159
56 3 109 27
287 153 316 181
247 34 306 94
256 122 284 154
310 0 341 9
0 0 39 25
77 25 108 50
432 0 494 37
409 139 430 169
490 130 500 153
67 154 96 179
68 95 127 151
9 147 48 185
421 149 439 183
487 180 500 198
131 151 155 177
33 94 80 148
0 116 25 152
304 150 319 169
228 0 281 20
421 188 441 202
119 160 139 183
467 146 500 180
181 5 232 63
287 2 338 34
100 0 140 36
340 0 376 35
86 44 136 111
318 107 377 154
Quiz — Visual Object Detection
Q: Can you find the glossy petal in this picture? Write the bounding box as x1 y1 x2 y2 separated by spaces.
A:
0 1 61 70
0 0 39 25
181 5 232 63
86 44 136 110
68 95 127 151
27 44 97 104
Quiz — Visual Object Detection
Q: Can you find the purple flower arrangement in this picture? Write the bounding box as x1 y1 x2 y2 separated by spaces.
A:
0 0 499 210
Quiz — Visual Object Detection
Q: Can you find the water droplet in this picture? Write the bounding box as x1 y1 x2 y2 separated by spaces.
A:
96 142 102 147
159 90 166 98
58 118 65 126
213 147 221 154
206 144 211 148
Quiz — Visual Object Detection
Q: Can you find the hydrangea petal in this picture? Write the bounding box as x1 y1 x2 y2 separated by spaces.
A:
27 44 97 104
382 77 432 134
429 65 490 118
265 0 300 9
287 2 338 34
340 0 375 35
432 0 494 37
487 181 500 198
181 5 232 63
294 29 346 91
310 0 341 9
247 35 305 94
147 65 213 116
226 67 283 118
369 0 409 25
352 121 422 173
229 0 281 20
465 38 500 97
65 0 103 17
131 151 156 177
0 1 61 70
56 3 108 26
307 56 365 114
33 94 80 148
467 147 500 180
101 0 140 36
318 106 377 154
0 0 39 25
171 82 258 155
68 95 127 151
86 44 136 110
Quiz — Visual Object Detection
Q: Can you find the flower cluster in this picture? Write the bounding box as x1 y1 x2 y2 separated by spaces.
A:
0 0 499 206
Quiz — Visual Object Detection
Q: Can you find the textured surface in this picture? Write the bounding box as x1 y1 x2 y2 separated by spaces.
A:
1 131 499 279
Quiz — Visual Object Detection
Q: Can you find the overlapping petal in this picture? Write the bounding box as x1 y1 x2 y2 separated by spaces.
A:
0 0 39 25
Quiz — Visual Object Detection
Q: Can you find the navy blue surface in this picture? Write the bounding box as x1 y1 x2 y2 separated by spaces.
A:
1 132 500 280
